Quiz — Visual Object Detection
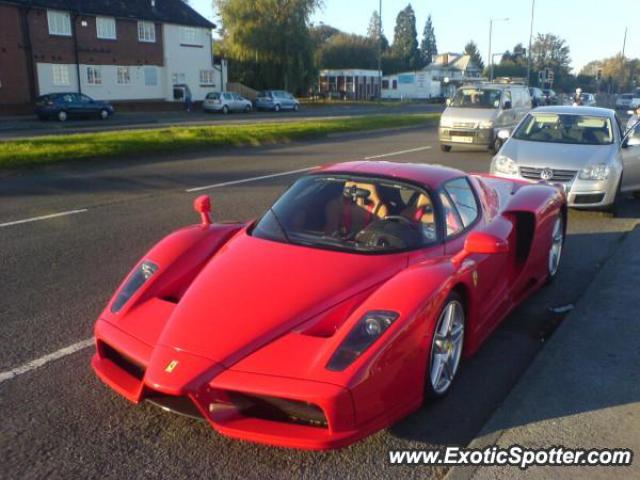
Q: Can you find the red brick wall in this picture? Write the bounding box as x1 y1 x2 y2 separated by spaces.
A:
0 5 32 106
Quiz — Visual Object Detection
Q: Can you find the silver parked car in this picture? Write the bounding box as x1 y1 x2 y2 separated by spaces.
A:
439 82 531 153
490 106 640 210
254 90 300 112
203 92 253 114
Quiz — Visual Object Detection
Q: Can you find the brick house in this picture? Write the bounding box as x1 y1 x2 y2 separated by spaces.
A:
0 0 227 111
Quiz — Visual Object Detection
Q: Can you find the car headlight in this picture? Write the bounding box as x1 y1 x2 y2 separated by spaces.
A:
479 120 494 129
492 155 518 176
578 163 610 181
440 118 453 128
326 311 398 371
111 260 158 313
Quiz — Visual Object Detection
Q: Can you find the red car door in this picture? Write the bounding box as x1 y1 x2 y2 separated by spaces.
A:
440 178 512 335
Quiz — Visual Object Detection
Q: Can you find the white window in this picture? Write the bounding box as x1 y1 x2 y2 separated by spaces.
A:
47 10 71 37
52 64 70 86
172 73 186 85
180 27 200 45
86 66 102 85
117 66 131 85
96 16 116 40
137 21 156 43
144 66 158 86
199 70 215 85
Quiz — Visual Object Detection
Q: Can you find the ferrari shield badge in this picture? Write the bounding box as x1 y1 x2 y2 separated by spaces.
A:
165 360 179 373
472 270 479 287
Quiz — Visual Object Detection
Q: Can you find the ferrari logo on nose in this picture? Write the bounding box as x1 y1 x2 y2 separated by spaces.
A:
164 360 179 373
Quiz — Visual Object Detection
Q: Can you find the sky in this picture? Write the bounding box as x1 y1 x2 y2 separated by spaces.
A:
191 0 639 73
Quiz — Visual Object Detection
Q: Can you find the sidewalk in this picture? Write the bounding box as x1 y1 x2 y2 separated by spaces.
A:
447 226 640 480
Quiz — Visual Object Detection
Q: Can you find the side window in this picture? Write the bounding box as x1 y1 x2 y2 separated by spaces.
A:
443 178 479 230
439 191 464 237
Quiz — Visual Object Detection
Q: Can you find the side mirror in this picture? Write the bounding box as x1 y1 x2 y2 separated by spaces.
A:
194 195 212 225
452 232 509 265
497 129 511 140
503 100 512 110
446 98 452 107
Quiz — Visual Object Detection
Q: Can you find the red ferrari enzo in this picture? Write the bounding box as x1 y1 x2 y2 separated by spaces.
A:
92 161 566 450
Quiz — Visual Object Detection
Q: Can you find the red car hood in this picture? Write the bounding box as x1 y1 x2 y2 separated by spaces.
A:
157 231 406 366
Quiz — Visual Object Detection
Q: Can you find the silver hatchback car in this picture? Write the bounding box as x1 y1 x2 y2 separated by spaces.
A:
490 106 640 209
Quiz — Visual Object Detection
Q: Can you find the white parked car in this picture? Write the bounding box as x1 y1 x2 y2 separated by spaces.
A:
203 92 253 114
616 93 640 110
579 92 597 107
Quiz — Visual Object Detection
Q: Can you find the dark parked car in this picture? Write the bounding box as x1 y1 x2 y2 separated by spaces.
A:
529 87 545 107
35 93 115 122
542 89 559 105
254 90 299 112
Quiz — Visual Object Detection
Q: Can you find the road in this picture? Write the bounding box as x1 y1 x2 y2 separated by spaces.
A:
0 103 440 140
1 126 639 479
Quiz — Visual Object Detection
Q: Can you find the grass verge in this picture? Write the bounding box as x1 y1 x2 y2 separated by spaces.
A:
0 113 439 169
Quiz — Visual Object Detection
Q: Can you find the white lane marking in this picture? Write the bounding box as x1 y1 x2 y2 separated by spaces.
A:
364 145 432 160
186 167 316 193
0 338 94 385
0 209 88 228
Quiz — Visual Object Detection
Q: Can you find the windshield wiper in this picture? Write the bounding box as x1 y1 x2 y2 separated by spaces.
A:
268 208 291 244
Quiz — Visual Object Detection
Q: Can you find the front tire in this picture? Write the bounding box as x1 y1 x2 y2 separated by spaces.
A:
274 104 281 112
222 105 229 115
425 293 465 399
440 144 452 152
546 214 565 284
99 109 109 120
57 110 68 122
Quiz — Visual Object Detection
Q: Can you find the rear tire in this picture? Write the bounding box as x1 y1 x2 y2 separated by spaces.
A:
293 104 299 112
424 292 465 400
57 110 68 122
222 105 229 114
274 104 281 112
244 105 251 113
440 144 452 152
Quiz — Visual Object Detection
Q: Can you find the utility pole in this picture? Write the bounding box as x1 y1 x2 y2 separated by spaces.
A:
377 0 382 101
621 27 627 92
526 0 535 86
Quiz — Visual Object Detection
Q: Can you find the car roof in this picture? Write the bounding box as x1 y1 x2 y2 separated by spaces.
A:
314 161 465 189
531 105 615 117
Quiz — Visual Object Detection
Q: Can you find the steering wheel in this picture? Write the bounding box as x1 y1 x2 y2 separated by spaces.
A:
355 215 419 249
381 215 415 226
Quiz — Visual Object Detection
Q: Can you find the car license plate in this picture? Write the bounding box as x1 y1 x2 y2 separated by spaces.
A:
452 136 473 143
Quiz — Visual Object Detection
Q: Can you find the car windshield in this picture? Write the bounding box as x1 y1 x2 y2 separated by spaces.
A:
513 113 614 145
251 175 438 253
206 92 220 99
450 88 502 109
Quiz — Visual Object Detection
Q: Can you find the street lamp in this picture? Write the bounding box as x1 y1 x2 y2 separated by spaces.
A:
488 17 509 82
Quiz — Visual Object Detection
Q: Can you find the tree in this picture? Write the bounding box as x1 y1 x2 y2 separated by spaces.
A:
309 23 341 46
419 14 437 67
464 40 484 71
391 4 420 71
501 43 527 66
317 33 378 70
531 33 571 74
367 10 389 51
214 0 321 93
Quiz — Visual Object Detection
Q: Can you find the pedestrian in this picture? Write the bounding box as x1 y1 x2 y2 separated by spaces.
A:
573 88 583 106
184 86 192 113
626 104 640 132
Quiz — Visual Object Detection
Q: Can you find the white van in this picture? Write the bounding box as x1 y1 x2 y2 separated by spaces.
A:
439 82 532 153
